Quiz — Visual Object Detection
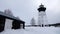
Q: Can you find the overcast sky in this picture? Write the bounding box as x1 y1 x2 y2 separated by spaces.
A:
0 0 60 25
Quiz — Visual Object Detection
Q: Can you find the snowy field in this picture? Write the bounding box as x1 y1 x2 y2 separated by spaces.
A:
0 27 60 34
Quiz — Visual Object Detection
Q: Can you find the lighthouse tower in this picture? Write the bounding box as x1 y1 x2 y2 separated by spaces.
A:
37 4 47 27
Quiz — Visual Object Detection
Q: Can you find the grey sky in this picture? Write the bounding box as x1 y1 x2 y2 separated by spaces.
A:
0 0 60 25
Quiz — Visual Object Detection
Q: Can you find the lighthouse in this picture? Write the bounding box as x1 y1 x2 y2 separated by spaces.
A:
37 4 47 27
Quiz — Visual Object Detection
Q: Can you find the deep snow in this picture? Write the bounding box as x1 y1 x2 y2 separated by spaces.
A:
0 27 60 34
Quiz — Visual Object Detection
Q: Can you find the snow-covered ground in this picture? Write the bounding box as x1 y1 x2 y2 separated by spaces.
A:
0 27 60 34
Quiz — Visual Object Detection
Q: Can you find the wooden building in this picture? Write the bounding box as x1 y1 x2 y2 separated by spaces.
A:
0 11 25 32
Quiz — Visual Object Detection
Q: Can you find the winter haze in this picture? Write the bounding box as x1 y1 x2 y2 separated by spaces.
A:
0 0 60 25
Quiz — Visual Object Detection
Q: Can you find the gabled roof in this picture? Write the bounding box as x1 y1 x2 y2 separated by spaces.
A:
0 11 24 22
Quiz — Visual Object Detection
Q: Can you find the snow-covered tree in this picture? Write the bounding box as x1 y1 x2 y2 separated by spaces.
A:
30 17 35 26
16 16 20 20
4 9 13 16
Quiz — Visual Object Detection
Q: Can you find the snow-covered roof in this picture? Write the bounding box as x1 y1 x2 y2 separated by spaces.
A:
0 11 20 21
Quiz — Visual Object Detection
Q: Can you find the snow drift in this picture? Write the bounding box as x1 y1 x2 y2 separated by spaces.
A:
0 27 60 34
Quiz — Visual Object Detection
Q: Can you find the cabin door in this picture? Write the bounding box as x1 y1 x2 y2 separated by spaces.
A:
12 20 20 29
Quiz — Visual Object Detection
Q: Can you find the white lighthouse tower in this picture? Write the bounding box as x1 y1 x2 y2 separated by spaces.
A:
37 4 47 27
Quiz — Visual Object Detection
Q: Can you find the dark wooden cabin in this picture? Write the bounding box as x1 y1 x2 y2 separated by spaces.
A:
0 11 25 32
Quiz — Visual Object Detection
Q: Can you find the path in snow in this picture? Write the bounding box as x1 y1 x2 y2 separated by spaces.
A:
0 27 60 34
